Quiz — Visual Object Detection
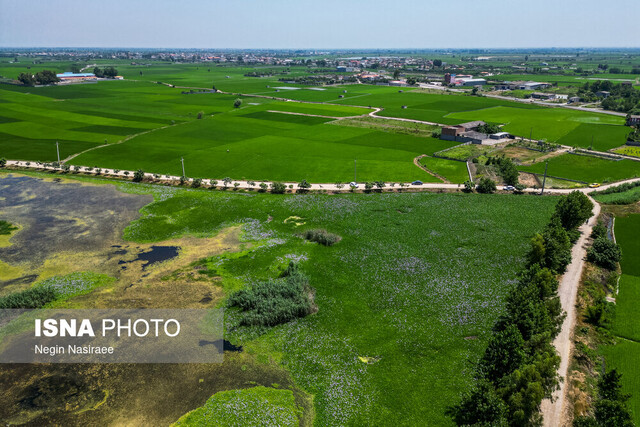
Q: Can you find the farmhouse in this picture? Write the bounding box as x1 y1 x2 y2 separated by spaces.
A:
531 92 555 100
596 91 610 98
440 121 511 145
626 115 640 126
569 96 581 104
455 77 486 87
494 81 552 91
56 72 97 83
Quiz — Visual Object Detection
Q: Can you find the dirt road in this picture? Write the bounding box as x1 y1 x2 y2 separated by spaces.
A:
540 197 601 427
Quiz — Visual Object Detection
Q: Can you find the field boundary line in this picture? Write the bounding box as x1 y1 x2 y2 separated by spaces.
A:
62 121 190 163
413 155 448 183
265 110 348 120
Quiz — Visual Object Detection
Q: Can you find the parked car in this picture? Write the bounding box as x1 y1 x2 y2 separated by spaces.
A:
349 182 359 188
589 183 600 188
411 181 423 185
504 185 515 191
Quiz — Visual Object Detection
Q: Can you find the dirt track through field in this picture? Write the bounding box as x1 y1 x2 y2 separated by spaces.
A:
541 197 600 427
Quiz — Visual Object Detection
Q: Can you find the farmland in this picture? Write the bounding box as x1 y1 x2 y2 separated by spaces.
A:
0 172 559 425
603 214 640 424
0 59 637 184
518 153 640 183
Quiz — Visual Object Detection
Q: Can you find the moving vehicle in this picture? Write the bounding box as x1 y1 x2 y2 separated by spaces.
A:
589 183 601 188
411 181 423 185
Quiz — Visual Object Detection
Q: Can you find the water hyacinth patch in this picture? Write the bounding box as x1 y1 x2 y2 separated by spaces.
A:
122 187 558 425
173 386 302 426
34 272 115 300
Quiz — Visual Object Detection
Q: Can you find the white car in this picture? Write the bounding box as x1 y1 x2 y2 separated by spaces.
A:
504 185 515 191
349 182 359 188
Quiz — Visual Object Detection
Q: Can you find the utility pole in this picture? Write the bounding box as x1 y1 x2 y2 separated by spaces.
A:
590 135 594 150
540 160 549 195
181 157 185 177
354 159 357 183
529 127 533 142
56 141 60 163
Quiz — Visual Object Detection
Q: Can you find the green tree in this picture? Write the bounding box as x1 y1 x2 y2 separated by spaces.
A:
103 66 118 78
270 182 286 194
234 99 243 108
591 221 607 240
298 179 311 192
223 177 232 188
34 70 60 85
17 72 35 86
497 157 520 186
463 180 475 193
446 380 507 426
552 191 594 231
93 66 104 78
476 177 497 194
587 238 622 270
133 169 145 182
479 325 526 383
541 218 572 273
0 158 6 167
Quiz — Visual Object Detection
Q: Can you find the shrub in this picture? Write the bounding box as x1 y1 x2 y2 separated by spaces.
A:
0 158 6 167
227 262 313 327
298 179 311 192
258 182 268 192
233 99 242 108
133 169 145 182
463 180 475 193
303 229 341 246
591 221 607 240
197 111 204 119
270 182 286 194
0 286 58 309
0 220 18 235
476 177 496 194
587 237 622 270
191 178 202 188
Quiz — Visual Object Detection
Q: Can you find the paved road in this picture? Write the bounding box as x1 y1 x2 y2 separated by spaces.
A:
5 161 639 195
541 197 601 427
484 93 628 117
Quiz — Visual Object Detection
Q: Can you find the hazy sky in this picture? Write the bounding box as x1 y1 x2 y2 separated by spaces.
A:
1 0 638 49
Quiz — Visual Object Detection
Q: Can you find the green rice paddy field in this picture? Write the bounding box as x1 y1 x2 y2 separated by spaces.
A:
602 214 640 424
519 153 640 183
0 61 637 182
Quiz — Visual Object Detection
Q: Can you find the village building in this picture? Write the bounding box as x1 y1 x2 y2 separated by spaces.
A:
56 72 97 83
